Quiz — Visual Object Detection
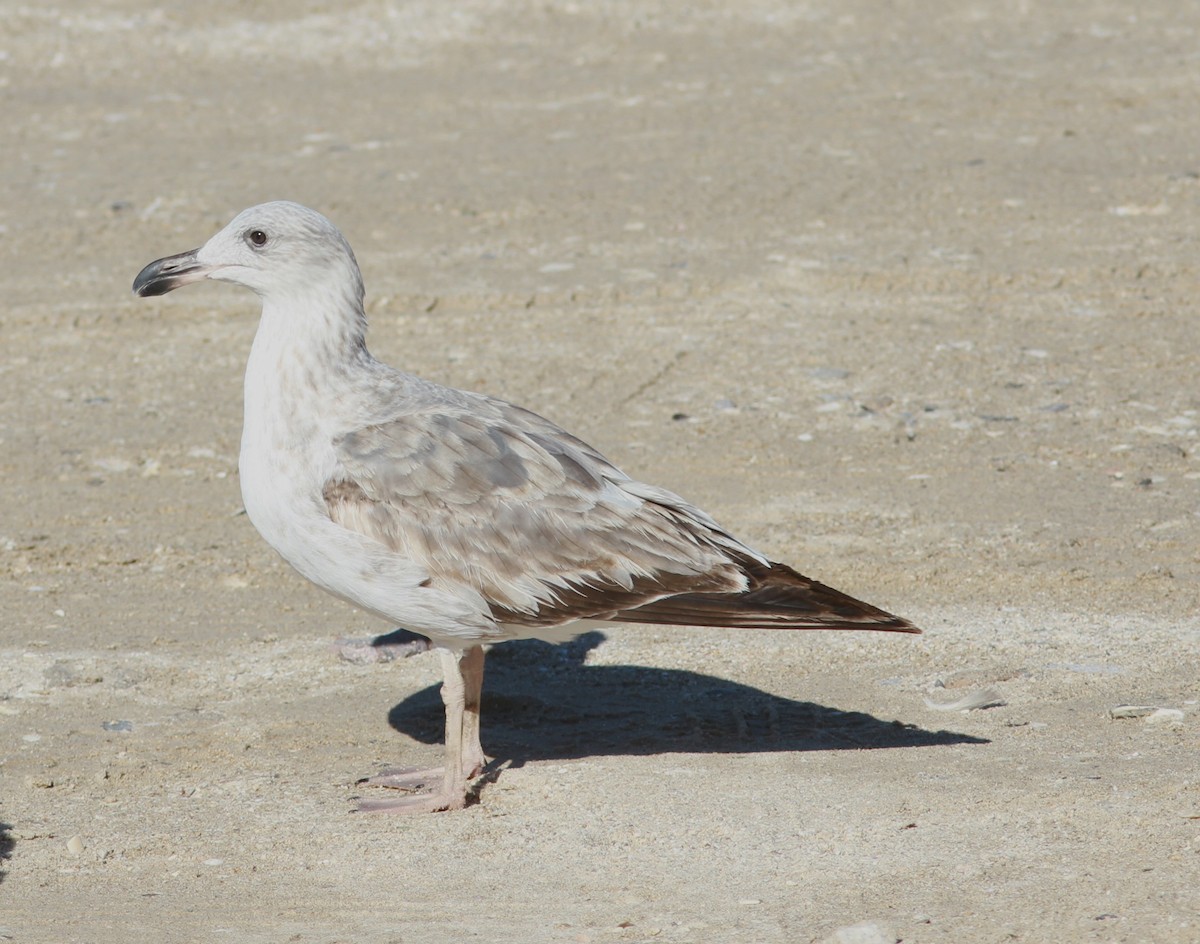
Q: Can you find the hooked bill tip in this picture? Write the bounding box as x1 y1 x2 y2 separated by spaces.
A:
132 248 206 297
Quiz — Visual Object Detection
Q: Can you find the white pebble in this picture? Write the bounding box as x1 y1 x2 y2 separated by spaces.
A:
1145 708 1185 725
924 688 1006 712
821 921 899 944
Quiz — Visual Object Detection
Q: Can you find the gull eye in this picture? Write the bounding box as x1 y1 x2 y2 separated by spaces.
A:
246 229 269 248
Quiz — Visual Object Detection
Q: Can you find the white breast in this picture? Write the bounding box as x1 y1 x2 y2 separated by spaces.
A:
238 346 502 647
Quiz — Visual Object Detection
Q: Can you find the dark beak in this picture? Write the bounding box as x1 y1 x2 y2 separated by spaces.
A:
132 248 208 297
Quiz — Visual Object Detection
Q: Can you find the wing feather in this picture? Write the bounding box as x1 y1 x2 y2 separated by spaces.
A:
323 398 749 626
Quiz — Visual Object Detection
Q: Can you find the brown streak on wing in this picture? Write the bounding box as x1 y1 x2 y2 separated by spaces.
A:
487 567 739 627
611 561 920 633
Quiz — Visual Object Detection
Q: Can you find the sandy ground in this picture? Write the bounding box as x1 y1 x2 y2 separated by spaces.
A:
2 2 1199 941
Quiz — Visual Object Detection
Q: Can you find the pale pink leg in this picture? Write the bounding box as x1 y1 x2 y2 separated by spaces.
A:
460 644 486 776
357 645 488 813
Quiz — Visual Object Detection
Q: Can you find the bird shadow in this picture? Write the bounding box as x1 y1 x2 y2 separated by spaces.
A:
383 631 986 770
0 823 13 884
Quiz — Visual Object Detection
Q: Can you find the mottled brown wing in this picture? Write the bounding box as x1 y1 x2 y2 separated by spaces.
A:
323 401 749 627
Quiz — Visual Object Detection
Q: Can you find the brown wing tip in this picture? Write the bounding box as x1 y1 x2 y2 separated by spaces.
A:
772 561 921 633
610 560 924 634
740 561 922 633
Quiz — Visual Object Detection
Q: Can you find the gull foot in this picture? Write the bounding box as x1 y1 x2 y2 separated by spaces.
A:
359 759 485 791
361 765 445 791
355 758 494 813
355 790 467 814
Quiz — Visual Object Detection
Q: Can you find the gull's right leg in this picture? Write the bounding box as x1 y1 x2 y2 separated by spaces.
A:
357 645 486 813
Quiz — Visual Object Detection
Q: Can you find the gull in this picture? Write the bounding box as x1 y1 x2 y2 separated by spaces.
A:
133 201 919 813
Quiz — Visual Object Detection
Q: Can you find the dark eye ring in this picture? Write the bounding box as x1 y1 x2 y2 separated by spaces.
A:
246 229 268 248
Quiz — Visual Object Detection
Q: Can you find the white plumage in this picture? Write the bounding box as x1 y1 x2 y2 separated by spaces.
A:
134 201 917 812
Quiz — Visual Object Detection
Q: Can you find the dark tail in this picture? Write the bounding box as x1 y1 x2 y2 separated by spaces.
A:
612 561 919 633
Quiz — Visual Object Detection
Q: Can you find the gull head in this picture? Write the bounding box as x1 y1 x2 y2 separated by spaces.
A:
132 201 364 307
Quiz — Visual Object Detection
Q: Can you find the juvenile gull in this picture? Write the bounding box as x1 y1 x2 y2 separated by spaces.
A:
133 201 919 813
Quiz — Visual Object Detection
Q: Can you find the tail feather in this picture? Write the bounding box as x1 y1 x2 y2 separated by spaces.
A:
611 561 919 633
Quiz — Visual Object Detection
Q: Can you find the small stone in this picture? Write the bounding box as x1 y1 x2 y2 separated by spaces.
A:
332 629 432 663
1145 708 1185 725
1109 705 1155 719
66 835 84 856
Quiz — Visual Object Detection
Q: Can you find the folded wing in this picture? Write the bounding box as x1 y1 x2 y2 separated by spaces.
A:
322 395 917 634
